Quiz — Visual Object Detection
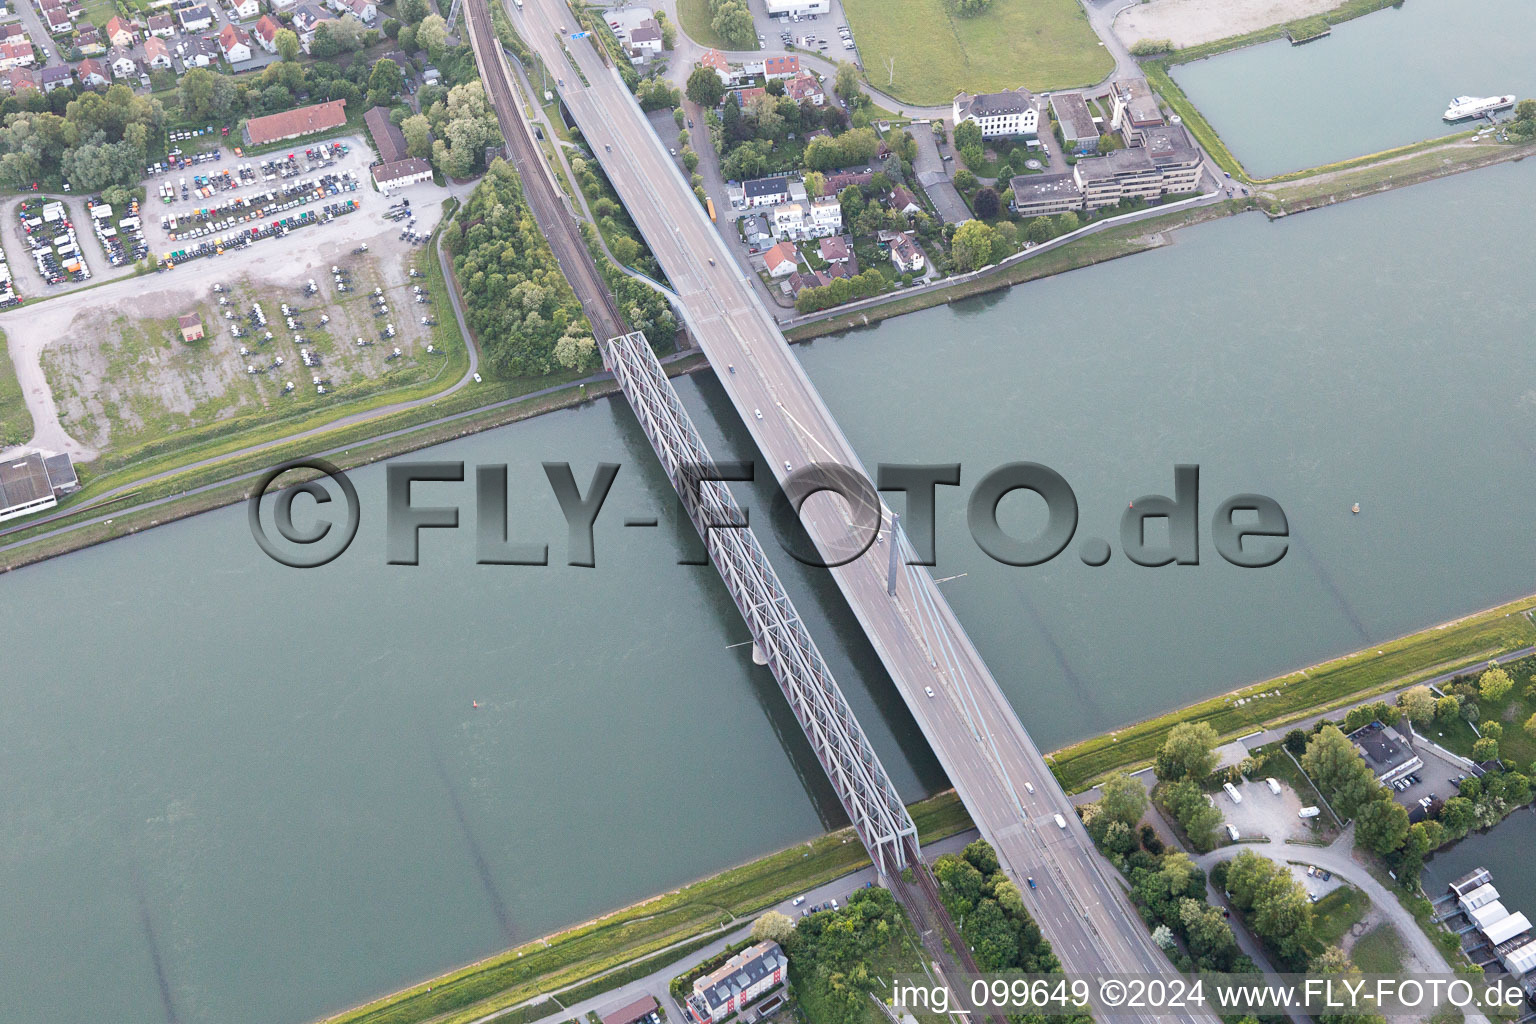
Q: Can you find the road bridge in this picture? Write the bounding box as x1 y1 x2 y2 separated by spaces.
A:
471 2 1218 1017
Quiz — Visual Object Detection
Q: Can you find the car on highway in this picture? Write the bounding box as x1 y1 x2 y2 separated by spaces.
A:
1024 782 1034 793
924 686 934 697
1027 877 1036 889
792 895 805 905
754 408 763 419
1053 814 1067 829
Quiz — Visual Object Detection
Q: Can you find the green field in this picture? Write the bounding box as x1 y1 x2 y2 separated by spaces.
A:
0 331 35 448
841 0 1113 107
1350 923 1405 975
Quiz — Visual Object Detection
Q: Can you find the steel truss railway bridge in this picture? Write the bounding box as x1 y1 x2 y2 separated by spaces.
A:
463 2 1217 1018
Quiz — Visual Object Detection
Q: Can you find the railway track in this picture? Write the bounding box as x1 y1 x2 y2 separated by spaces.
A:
462 0 626 340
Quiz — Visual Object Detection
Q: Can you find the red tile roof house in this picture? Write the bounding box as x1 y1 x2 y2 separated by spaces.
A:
253 14 281 51
699 47 730 83
76 56 108 87
763 54 798 80
888 185 921 215
142 35 171 68
218 23 252 63
763 240 798 277
104 14 134 47
783 73 823 105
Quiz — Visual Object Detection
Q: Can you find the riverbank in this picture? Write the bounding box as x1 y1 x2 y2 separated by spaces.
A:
314 790 973 1024
1045 595 1536 792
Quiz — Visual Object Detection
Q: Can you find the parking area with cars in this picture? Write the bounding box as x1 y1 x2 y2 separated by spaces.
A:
1219 776 1316 844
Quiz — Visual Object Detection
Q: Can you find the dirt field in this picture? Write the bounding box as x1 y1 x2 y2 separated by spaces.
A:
1114 0 1347 49
38 251 443 458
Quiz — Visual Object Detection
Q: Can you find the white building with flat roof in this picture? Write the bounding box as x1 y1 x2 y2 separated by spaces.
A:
1484 912 1532 947
765 0 828 15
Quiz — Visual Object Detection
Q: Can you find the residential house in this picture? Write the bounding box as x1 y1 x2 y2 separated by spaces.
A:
252 13 281 50
741 213 771 247
177 35 221 66
11 70 40 94
822 170 872 193
952 87 1037 139
771 194 841 240
0 40 34 69
732 85 766 109
740 175 792 209
887 185 921 216
889 232 924 273
42 6 72 35
218 23 252 62
625 20 661 62
345 0 375 22
266 0 299 10
699 47 730 85
291 3 332 50
143 35 172 68
74 23 104 53
783 72 823 105
0 23 25 42
763 54 797 80
109 47 138 77
104 14 134 47
762 240 798 277
817 234 849 264
146 13 175 36
786 268 827 296
231 0 261 17
76 56 107 87
1049 92 1098 153
39 63 72 90
176 4 214 30
684 942 788 1024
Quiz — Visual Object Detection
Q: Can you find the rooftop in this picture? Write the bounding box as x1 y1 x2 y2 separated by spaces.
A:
1113 78 1163 127
1348 721 1411 772
955 87 1032 119
600 995 657 1024
0 453 54 513
1050 92 1096 141
365 104 408 163
1009 171 1080 201
244 99 348 146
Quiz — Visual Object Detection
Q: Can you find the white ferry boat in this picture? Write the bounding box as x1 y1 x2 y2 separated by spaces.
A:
1443 95 1516 121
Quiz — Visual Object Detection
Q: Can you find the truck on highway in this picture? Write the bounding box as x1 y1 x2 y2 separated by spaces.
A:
706 196 716 222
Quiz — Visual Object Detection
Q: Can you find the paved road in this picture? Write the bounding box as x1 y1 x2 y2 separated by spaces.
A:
509 6 1218 1020
1197 827 1492 1024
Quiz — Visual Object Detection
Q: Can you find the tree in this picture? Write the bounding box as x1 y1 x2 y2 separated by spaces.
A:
1310 946 1383 1024
1155 722 1219 782
950 219 995 272
1472 736 1500 762
710 0 755 48
1400 685 1436 726
1099 773 1148 827
1355 797 1409 854
686 65 724 107
1025 216 1054 245
368 58 405 107
1225 850 1314 962
401 113 432 158
1480 666 1514 703
751 910 796 943
1524 713 1536 741
1301 725 1379 819
179 67 236 120
951 168 977 193
275 27 301 62
1439 796 1476 835
834 61 860 102
1435 694 1461 721
953 119 982 150
417 13 447 59
972 186 999 219
397 0 428 23
1163 777 1222 848
1484 721 1504 740
1179 897 1238 969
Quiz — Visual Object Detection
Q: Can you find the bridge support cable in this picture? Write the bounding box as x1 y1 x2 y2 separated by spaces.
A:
603 331 918 876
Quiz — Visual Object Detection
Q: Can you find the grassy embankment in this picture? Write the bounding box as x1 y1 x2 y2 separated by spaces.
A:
1046 597 1536 793
0 329 35 448
840 0 1111 107
674 0 745 54
317 791 974 1024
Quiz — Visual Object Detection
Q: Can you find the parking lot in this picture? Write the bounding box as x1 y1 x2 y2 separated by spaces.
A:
1388 740 1466 815
1218 777 1315 844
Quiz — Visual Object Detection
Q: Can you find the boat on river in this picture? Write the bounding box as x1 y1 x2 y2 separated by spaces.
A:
1444 95 1516 121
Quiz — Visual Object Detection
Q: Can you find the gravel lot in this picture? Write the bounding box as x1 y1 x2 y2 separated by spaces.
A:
1113 0 1348 49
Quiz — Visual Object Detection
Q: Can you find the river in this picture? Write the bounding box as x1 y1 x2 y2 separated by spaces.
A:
1 154 1534 1024
1422 809 1536 924
1171 0 1536 178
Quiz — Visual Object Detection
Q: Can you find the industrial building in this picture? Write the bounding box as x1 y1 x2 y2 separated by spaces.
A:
0 451 79 522
243 99 349 148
